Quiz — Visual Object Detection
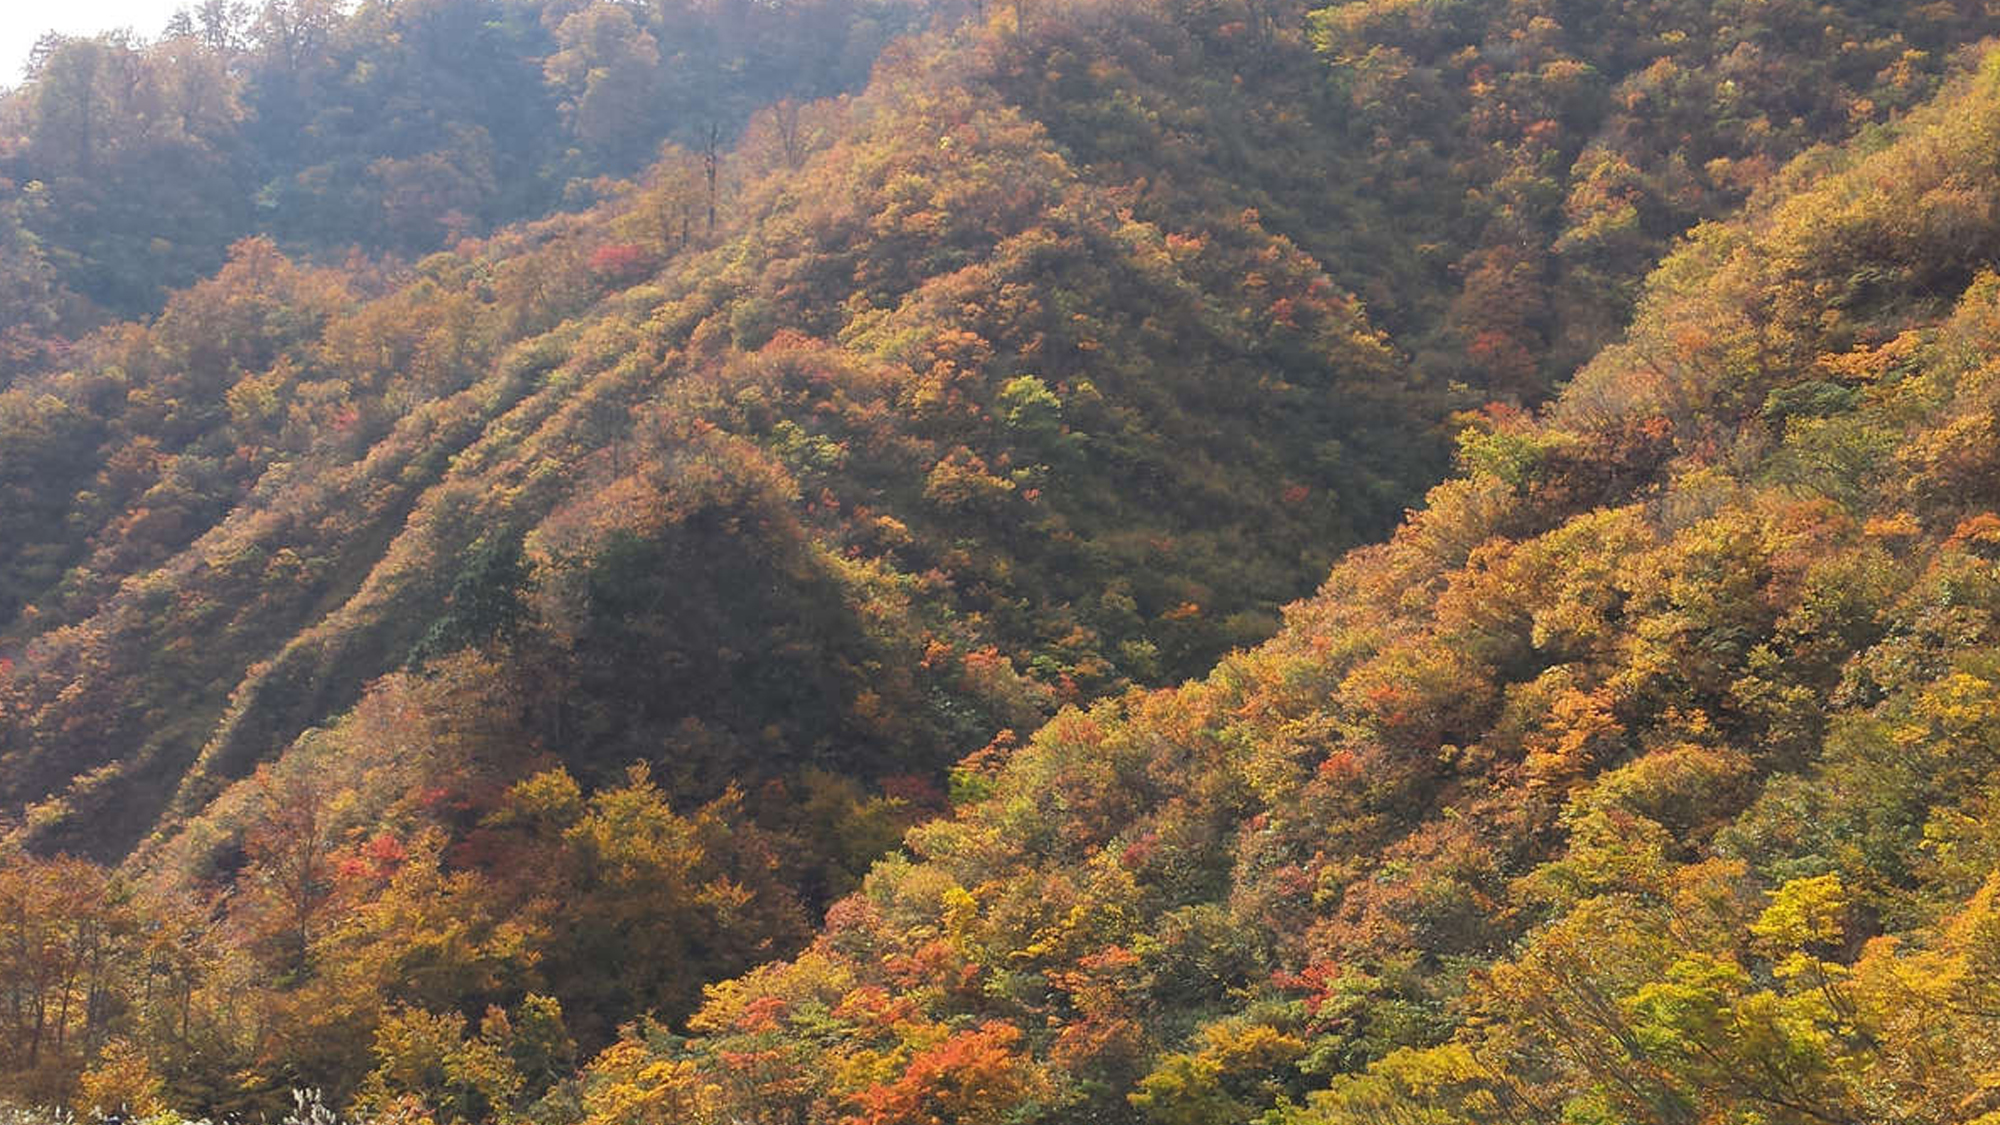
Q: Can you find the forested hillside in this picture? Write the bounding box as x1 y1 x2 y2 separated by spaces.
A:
0 0 923 367
4 0 2000 1120
549 51 2000 1125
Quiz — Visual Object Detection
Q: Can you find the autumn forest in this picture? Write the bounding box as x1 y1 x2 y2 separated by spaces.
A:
6 0 2000 1121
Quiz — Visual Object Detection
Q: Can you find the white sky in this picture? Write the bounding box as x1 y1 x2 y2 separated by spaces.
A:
2 0 196 86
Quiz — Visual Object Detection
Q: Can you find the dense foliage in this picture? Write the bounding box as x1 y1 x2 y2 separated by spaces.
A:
548 51 2000 1125
0 0 925 357
7 0 2000 1119
3 0 1430 1108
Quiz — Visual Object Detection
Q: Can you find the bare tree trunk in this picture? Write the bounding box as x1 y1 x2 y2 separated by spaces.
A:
703 123 721 235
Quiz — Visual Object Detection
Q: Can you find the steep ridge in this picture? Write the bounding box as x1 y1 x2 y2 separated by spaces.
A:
0 6 1430 868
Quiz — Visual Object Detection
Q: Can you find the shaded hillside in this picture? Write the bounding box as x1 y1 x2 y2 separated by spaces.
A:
0 0 927 361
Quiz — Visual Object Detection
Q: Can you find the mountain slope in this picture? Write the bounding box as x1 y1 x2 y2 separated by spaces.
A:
1 6 1432 868
6 0 2000 1117
549 48 2000 1125
9 0 1990 864
2 6 1434 1107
